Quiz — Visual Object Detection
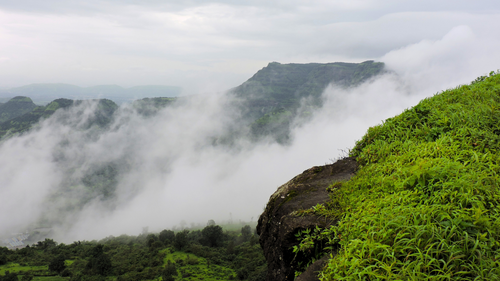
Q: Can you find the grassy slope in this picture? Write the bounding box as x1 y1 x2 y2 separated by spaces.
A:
161 249 236 280
297 72 500 280
0 263 67 280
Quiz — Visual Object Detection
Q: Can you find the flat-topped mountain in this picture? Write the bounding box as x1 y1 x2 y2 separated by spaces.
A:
230 60 385 142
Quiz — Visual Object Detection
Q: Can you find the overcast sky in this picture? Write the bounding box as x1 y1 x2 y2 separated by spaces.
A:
0 1 499 93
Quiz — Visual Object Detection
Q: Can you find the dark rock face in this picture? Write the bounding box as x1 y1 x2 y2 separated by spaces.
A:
257 157 358 281
295 255 330 281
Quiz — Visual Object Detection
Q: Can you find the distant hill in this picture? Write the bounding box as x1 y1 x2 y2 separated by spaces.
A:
0 98 117 139
0 61 385 143
0 60 386 249
0 96 37 123
229 60 385 142
0 84 182 105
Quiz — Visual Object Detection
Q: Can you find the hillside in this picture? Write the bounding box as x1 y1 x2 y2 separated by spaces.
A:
0 96 37 123
258 72 500 280
0 61 384 143
230 60 385 142
0 98 117 139
0 84 181 105
0 60 385 244
0 223 266 281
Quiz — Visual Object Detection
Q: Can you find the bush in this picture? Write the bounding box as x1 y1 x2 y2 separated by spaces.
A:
49 254 66 273
186 255 199 265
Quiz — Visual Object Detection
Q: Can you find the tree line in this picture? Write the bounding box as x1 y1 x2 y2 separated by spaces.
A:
0 223 266 281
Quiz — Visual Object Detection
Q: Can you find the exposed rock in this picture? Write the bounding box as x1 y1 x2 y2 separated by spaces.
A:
257 157 358 281
295 255 330 281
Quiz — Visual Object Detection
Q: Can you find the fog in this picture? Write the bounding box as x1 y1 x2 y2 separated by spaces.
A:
0 25 498 242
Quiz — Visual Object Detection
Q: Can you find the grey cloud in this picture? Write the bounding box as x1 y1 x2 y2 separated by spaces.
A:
1 25 497 241
0 0 499 90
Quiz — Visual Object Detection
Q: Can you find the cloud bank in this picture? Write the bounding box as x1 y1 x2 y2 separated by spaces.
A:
0 24 496 242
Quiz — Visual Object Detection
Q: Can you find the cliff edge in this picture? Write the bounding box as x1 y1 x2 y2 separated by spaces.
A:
257 157 357 281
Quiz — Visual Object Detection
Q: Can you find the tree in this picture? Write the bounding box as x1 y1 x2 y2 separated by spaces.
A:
149 241 163 252
162 260 177 281
36 238 57 250
241 225 252 241
174 230 190 251
49 255 66 274
86 245 112 276
0 254 6 265
201 225 224 247
146 234 158 247
226 240 235 255
159 229 175 244
249 234 259 246
1 271 17 281
21 273 34 281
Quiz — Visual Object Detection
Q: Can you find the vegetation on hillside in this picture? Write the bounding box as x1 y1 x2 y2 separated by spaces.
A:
0 96 37 123
0 223 265 281
293 71 500 279
0 84 181 105
0 98 117 140
132 97 178 117
230 60 385 143
0 61 385 144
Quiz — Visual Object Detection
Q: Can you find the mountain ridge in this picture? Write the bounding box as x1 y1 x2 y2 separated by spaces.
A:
0 83 182 105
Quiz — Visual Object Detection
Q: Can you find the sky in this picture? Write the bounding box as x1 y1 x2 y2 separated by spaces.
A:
1 1 500 241
0 0 499 93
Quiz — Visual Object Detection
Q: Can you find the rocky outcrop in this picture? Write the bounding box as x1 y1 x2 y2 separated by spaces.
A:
257 157 358 281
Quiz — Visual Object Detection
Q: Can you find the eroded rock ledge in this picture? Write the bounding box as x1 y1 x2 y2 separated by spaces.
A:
257 157 358 281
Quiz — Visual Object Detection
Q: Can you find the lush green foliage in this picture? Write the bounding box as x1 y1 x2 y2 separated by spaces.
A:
294 72 500 280
132 97 178 116
0 223 265 281
0 98 117 140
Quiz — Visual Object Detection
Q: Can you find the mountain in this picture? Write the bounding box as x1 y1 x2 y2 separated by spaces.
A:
0 60 384 250
257 72 500 280
229 60 385 142
131 97 178 116
0 61 385 143
0 98 117 139
0 96 37 123
0 83 181 105
0 61 386 234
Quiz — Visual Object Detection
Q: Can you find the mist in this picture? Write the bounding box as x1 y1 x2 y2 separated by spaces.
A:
0 25 497 242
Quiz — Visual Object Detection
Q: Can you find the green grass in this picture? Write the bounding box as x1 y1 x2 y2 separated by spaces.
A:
0 262 74 280
294 72 500 280
0 263 48 275
160 249 236 280
32 277 68 281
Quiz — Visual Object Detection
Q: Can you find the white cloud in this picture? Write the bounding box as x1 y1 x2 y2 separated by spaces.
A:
1 1 500 241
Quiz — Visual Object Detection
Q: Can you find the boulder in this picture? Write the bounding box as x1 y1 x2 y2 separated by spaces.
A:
257 157 357 281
